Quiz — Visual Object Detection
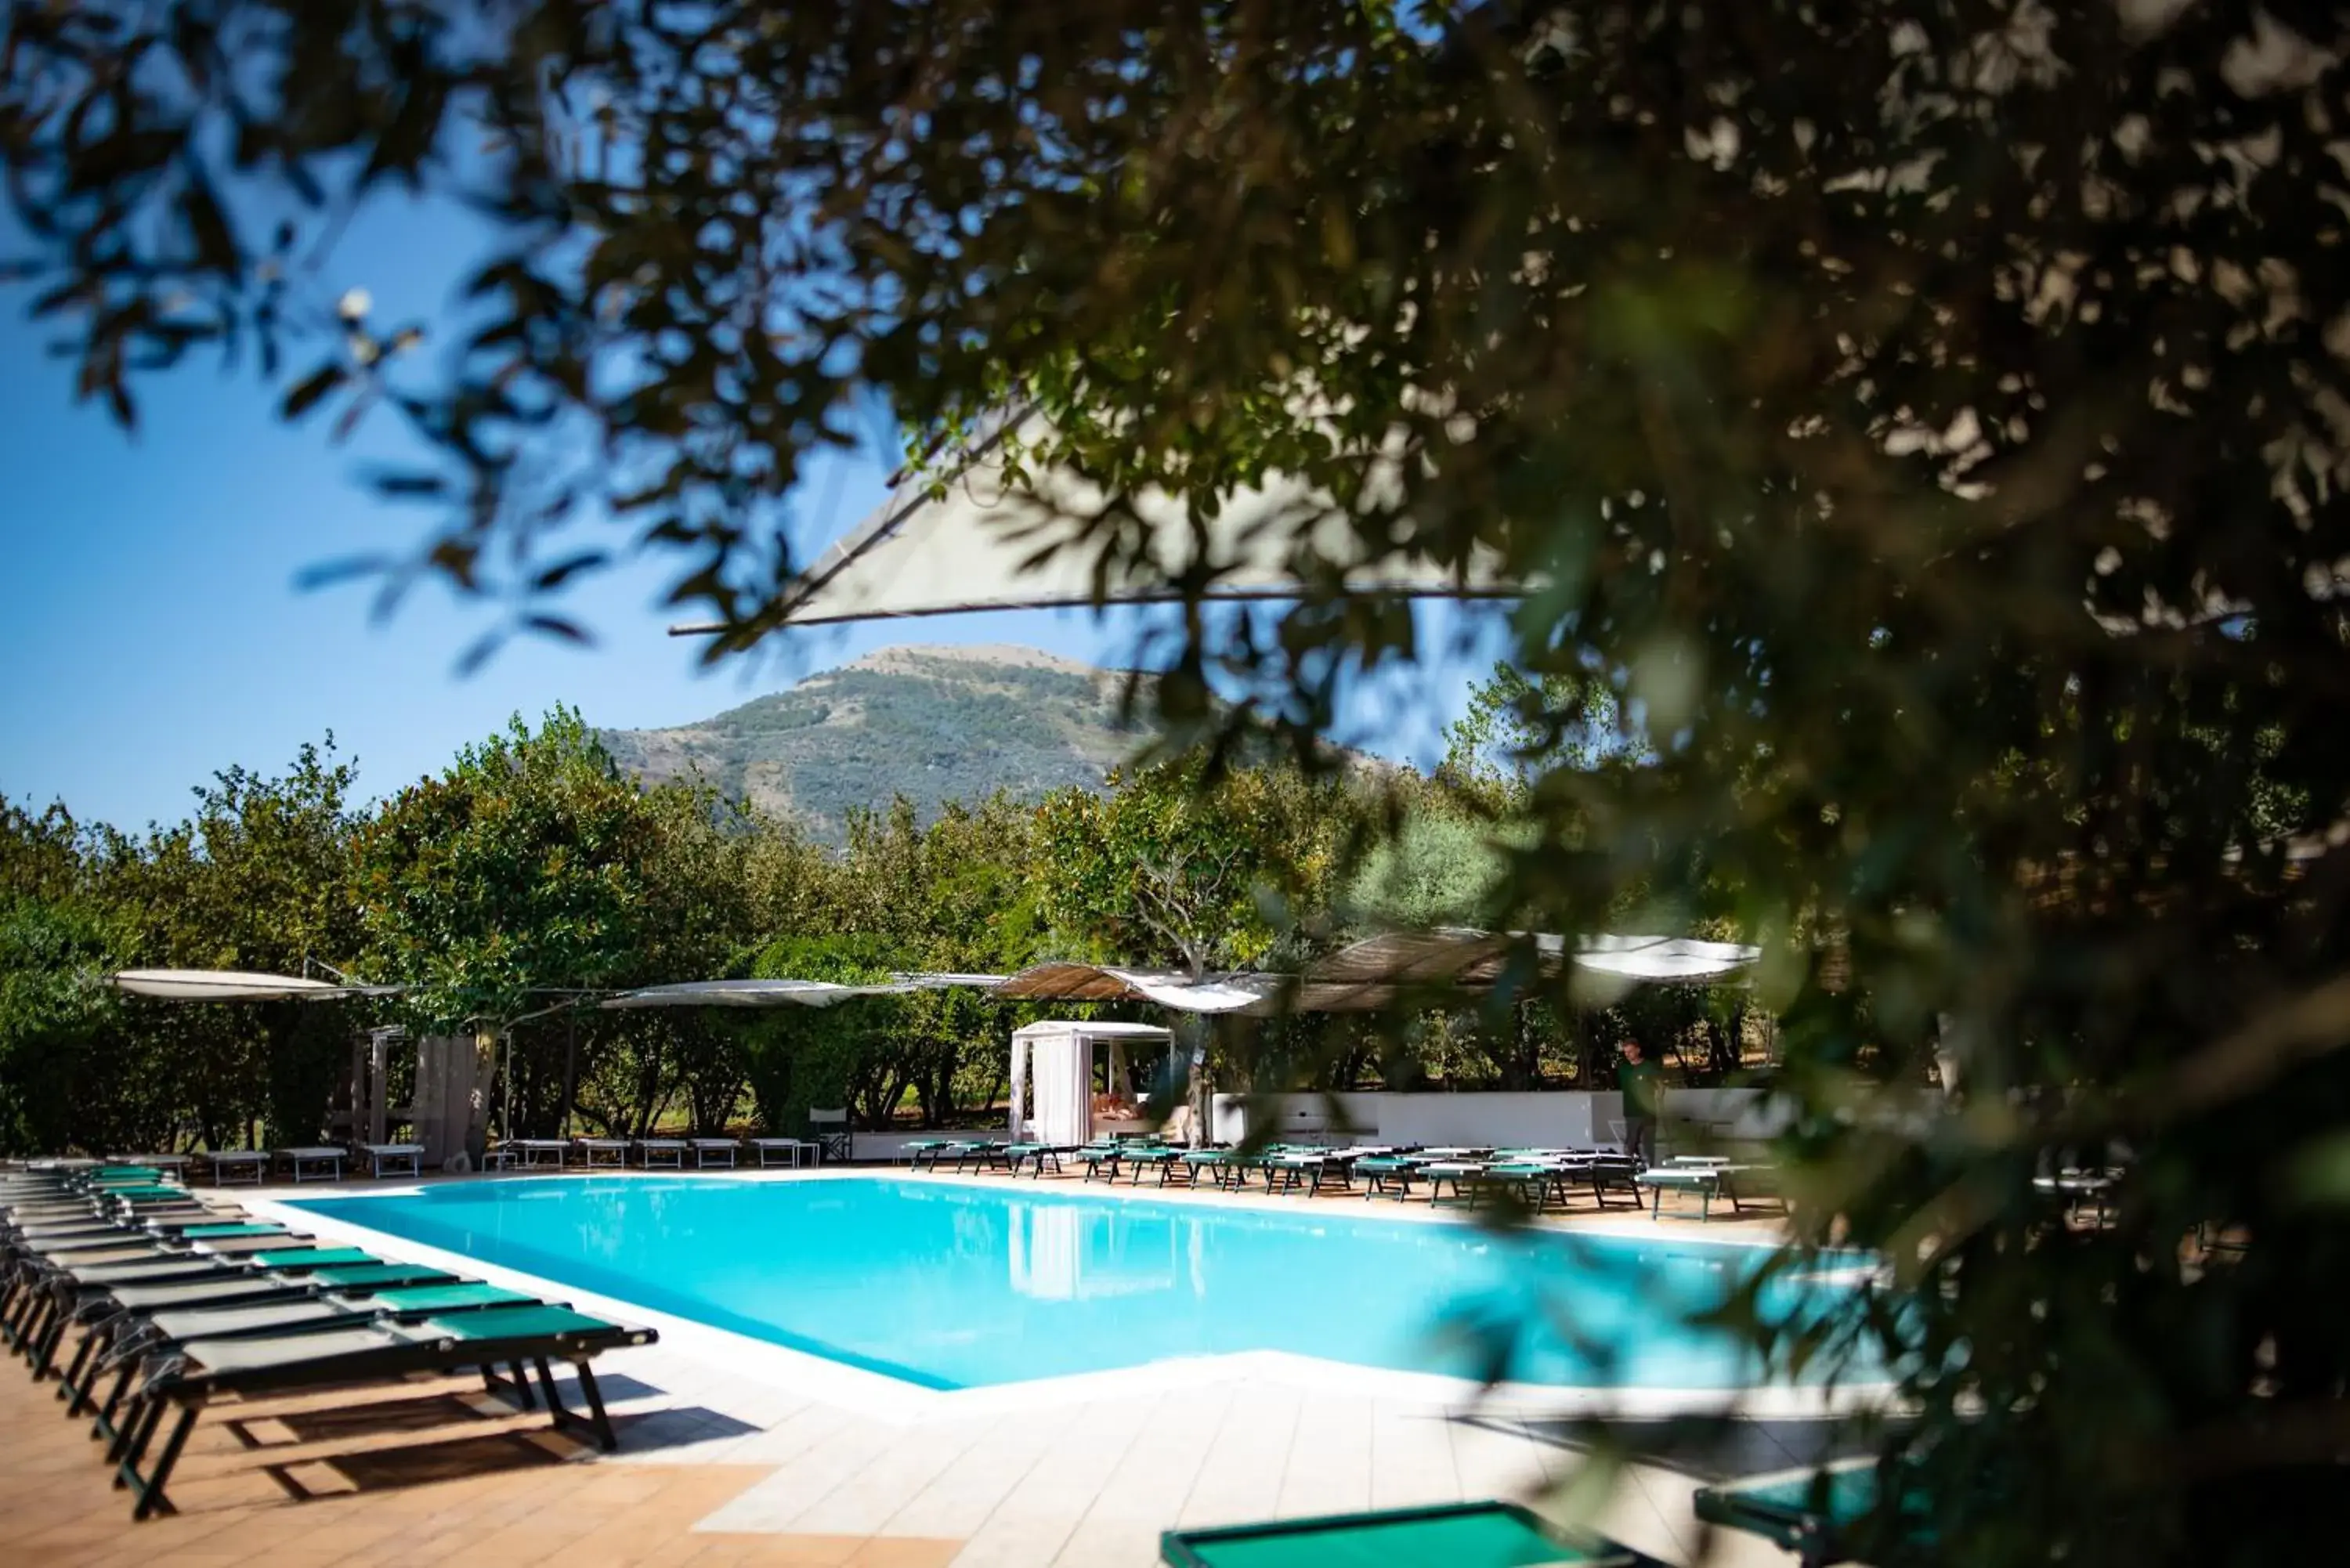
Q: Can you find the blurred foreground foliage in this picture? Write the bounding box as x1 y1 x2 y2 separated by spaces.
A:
9 0 2350 1560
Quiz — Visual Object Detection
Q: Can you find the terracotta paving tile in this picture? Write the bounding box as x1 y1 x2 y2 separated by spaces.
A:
0 1331 958 1568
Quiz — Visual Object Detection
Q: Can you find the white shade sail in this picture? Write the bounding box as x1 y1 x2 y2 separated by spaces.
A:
994 962 1285 1016
995 930 1758 1017
1294 929 1758 1006
107 969 353 1002
600 974 1005 1009
675 408 1522 630
1569 934 1761 983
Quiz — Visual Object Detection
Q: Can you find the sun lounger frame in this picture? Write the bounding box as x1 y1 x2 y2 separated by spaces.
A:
114 1308 653 1518
635 1138 689 1169
198 1151 269 1187
360 1143 425 1179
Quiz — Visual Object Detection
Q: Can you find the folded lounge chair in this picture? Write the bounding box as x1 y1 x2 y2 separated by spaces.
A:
114 1303 657 1518
279 1147 347 1183
1160 1500 1659 1567
503 1138 570 1169
636 1138 689 1169
360 1142 425 1179
198 1151 270 1186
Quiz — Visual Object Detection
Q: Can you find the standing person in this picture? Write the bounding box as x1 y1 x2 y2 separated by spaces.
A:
1618 1039 1662 1168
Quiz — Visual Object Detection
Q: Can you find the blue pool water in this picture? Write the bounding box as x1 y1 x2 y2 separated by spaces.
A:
285 1176 1871 1392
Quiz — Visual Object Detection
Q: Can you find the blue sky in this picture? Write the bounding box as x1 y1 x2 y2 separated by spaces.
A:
0 198 1501 833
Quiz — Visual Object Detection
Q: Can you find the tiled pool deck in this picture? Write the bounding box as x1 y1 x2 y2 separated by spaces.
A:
4 1169 1828 1567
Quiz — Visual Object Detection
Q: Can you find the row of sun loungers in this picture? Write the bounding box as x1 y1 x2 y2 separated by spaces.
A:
902 1136 1773 1218
2 1159 656 1519
491 1136 816 1171
87 1133 826 1186
77 1147 428 1186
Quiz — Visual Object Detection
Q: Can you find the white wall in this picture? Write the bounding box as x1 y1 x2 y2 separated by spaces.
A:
1658 1087 1784 1139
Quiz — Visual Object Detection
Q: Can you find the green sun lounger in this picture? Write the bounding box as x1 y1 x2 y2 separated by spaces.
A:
1003 1143 1072 1177
76 1282 543 1440
15 1246 376 1376
1180 1149 1245 1188
1161 1501 1658 1568
1124 1146 1184 1184
1354 1154 1423 1201
1693 1458 1931 1568
116 1302 658 1518
128 1283 539 1355
55 1261 465 1419
1632 1162 1757 1220
906 1139 955 1169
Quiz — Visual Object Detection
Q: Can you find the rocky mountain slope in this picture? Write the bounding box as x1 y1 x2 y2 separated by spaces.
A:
598 645 1158 842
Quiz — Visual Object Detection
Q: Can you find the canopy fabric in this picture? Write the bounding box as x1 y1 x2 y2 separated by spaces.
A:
994 962 1285 1016
994 931 1757 1017
601 974 1003 1010
1297 930 1759 1006
688 408 1520 630
1571 934 1762 982
107 969 352 1002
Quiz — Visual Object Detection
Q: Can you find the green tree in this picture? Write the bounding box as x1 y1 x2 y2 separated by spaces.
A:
0 891 117 1156
356 709 660 1030
1036 763 1293 980
89 740 364 1148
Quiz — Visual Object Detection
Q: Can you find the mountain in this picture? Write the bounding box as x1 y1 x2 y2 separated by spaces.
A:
598 645 1158 842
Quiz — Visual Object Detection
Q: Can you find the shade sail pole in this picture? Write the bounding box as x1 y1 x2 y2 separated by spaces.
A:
560 1011 579 1140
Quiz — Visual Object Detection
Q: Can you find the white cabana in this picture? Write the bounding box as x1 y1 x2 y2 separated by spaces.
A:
1008 1020 1179 1146
672 407 1522 631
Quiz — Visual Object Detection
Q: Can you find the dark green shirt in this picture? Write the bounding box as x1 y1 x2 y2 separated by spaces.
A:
1618 1058 1662 1115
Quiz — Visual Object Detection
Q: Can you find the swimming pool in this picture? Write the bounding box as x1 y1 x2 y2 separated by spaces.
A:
285 1176 1869 1392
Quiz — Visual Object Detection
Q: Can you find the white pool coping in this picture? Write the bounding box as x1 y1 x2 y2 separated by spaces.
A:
244 1168 1896 1428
